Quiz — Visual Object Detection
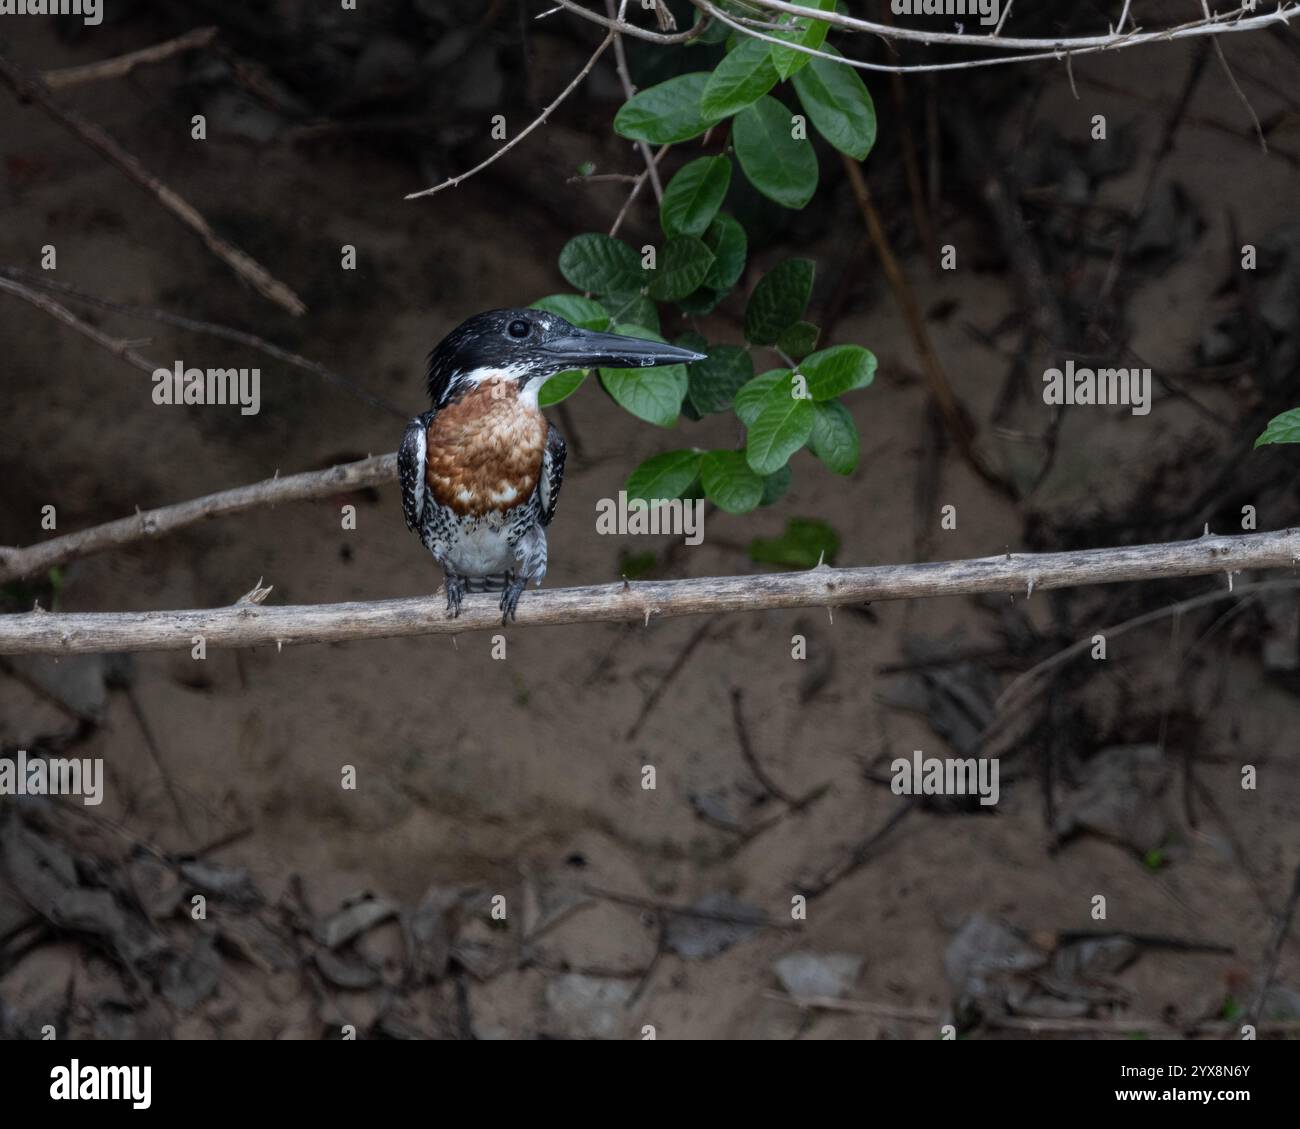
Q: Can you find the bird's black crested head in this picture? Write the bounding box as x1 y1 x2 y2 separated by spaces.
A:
424 307 707 406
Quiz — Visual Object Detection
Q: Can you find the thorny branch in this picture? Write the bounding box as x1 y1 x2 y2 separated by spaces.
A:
0 454 398 586
405 29 616 200
689 0 1299 75
2 529 1298 655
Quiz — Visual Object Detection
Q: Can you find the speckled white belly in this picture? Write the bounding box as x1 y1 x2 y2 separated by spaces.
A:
445 518 516 577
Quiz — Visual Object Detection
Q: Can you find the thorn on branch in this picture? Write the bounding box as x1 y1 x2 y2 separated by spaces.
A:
236 578 274 607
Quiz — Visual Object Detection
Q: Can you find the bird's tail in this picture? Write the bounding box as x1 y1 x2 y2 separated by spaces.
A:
462 572 513 594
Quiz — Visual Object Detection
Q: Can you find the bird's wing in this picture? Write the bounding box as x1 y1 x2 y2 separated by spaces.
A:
539 423 567 527
398 412 432 533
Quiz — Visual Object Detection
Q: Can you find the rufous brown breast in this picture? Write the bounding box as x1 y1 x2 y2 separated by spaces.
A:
425 377 547 517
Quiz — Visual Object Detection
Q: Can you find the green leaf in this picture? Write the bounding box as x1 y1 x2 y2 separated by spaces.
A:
661 156 732 238
702 212 747 291
734 368 790 426
626 449 703 503
759 464 792 506
744 259 814 345
700 449 765 513
531 294 610 330
745 379 815 474
777 320 820 359
538 369 587 406
749 518 840 568
613 72 722 144
1255 408 1300 447
599 326 687 426
558 234 643 294
768 0 836 80
733 95 819 210
792 45 877 161
808 399 859 474
602 292 660 333
676 286 727 316
688 345 754 414
700 37 780 119
800 344 876 399
646 236 716 301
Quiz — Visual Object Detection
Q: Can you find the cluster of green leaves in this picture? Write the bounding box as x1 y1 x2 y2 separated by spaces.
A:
534 12 878 515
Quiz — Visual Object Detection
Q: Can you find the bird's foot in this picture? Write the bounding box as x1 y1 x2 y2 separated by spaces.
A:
444 573 465 619
499 574 527 624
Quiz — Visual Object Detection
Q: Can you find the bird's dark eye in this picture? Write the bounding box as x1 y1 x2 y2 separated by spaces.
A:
507 319 531 339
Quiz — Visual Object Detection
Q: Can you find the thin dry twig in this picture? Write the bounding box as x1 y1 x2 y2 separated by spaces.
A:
840 156 1013 498
40 26 218 90
689 0 1299 75
0 454 397 586
1245 859 1300 1029
0 277 162 374
714 0 1296 52
0 46 306 317
405 30 615 200
4 529 1298 655
609 143 669 237
545 0 702 43
625 616 716 739
986 576 1300 736
607 0 663 202
730 686 800 806
1200 0 1268 151
0 266 404 418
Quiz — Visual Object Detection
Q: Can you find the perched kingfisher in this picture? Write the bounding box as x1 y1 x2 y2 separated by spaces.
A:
399 308 705 622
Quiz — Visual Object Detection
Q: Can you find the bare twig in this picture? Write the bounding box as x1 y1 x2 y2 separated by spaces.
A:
986 576 1300 736
689 0 1300 75
878 7 938 267
804 802 914 898
405 30 615 200
625 616 716 739
1245 859 1300 1029
840 156 1013 498
40 26 217 90
545 0 702 43
122 685 196 841
1091 42 1210 336
607 0 663 202
0 277 162 373
0 266 404 418
0 46 306 317
609 144 669 238
730 687 800 806
0 454 397 585
1200 0 1268 151
714 0 1296 52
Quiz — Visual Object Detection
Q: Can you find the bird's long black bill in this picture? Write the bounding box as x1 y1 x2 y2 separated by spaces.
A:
544 329 707 369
